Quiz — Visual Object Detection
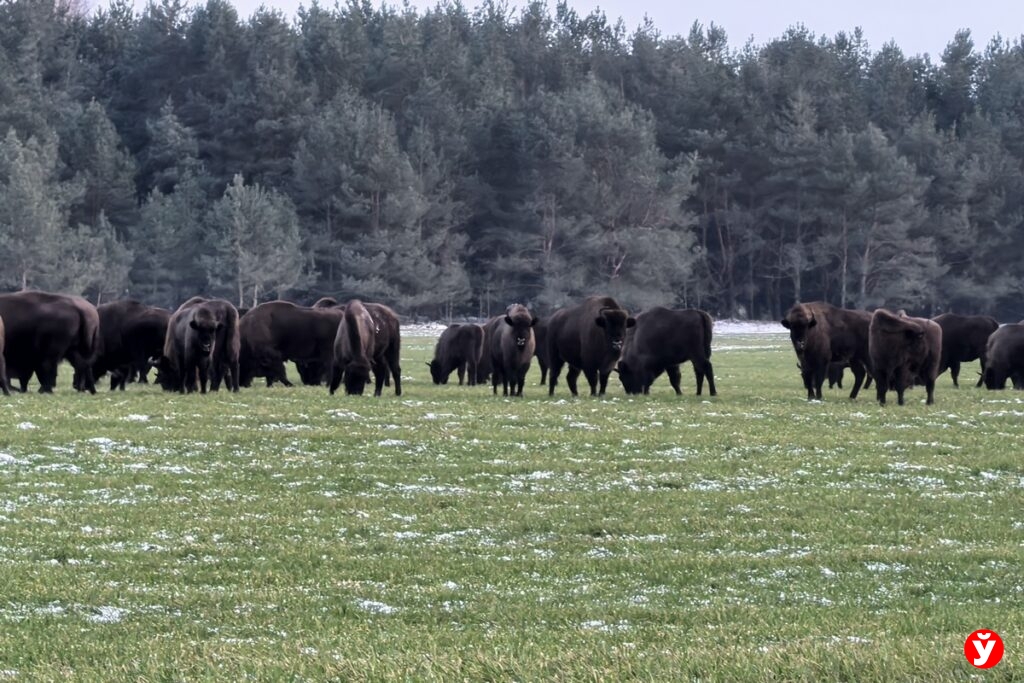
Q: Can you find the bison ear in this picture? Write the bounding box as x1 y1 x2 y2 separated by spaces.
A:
530 317 538 327
626 317 636 328
595 317 606 328
504 315 514 326
189 320 198 330
780 319 790 329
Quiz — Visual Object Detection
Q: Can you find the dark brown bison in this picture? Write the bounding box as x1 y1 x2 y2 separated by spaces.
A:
0 291 99 393
533 317 550 385
238 301 343 388
983 324 1024 390
781 302 872 400
329 301 402 396
89 300 170 391
617 307 716 396
0 315 9 396
330 300 375 395
158 298 240 393
429 323 485 385
932 313 999 387
547 296 635 396
489 304 537 396
365 303 402 395
296 297 346 384
869 309 941 405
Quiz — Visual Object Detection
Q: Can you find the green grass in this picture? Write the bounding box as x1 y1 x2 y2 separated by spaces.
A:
0 332 1021 680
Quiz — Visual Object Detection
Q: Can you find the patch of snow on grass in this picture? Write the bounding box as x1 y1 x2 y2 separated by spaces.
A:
355 599 398 615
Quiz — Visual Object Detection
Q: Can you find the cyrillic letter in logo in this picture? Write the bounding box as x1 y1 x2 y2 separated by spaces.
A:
964 630 1004 669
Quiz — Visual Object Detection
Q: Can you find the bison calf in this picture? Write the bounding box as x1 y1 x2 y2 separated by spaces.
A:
869 309 941 406
429 323 485 386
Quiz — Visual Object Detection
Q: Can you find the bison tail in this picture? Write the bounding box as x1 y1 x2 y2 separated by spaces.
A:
700 311 713 360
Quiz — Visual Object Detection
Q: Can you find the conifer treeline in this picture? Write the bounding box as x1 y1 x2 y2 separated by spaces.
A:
1 0 1022 318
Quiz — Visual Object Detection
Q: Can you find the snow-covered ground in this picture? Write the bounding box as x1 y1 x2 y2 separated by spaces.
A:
402 319 785 337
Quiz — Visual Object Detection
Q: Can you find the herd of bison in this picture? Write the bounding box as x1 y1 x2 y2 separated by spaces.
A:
0 291 1022 406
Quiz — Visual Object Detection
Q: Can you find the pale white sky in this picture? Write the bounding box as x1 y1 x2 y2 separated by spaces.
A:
120 0 1024 58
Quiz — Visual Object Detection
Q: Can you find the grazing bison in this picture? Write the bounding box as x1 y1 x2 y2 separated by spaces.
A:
489 304 537 396
932 313 999 387
869 309 941 405
0 291 99 393
88 300 170 391
238 301 343 388
429 323 485 385
0 315 9 396
329 301 401 396
781 302 872 400
982 324 1024 390
617 307 716 396
533 317 550 385
547 296 635 396
158 298 240 393
330 300 375 395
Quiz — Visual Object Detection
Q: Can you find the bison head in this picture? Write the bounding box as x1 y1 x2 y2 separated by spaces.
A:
155 356 178 392
595 307 636 354
616 361 646 395
344 360 373 395
189 311 221 355
427 359 448 385
504 305 537 349
781 305 817 352
983 364 1008 390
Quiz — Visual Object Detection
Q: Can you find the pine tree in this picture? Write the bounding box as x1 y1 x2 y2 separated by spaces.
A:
206 173 309 307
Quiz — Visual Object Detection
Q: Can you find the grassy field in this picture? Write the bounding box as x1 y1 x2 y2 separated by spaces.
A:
0 332 1021 681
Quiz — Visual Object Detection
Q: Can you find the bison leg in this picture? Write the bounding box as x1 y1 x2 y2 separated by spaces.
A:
664 364 682 395
925 376 936 405
949 360 961 388
599 369 612 396
801 367 816 401
457 363 465 386
467 360 477 387
548 357 565 396
703 360 718 397
584 368 599 396
848 362 868 400
875 373 887 406
491 367 501 395
565 366 581 396
36 360 58 393
539 362 548 386
328 364 343 395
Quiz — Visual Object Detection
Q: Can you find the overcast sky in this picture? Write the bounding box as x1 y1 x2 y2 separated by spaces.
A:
123 0 1024 58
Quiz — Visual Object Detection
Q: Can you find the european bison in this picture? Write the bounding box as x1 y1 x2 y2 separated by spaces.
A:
0 291 99 393
982 324 1024 390
489 304 537 396
533 317 550 385
0 315 9 396
869 309 941 405
932 313 999 387
329 301 402 396
89 300 170 391
429 323 485 385
296 297 346 384
547 296 635 396
781 302 872 400
238 301 343 388
158 297 240 393
617 307 716 396
330 300 375 395
365 303 402 395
